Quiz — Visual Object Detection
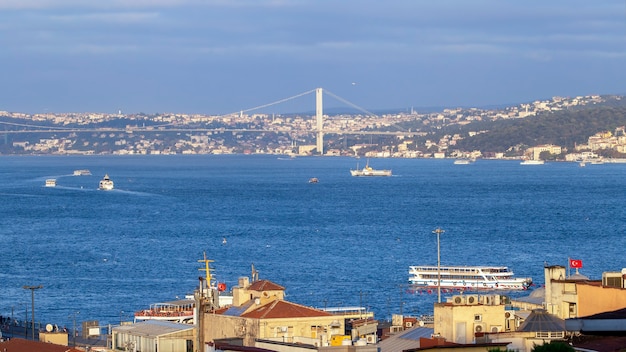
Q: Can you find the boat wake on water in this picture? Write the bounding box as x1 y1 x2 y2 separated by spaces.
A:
107 189 158 197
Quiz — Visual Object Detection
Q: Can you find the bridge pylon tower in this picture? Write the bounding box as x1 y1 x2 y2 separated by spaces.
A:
316 87 323 155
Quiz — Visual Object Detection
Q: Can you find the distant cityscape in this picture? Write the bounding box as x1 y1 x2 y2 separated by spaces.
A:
1 94 625 161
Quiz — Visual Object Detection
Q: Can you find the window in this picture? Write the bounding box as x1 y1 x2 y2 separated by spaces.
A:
536 331 565 338
605 276 622 288
186 339 193 352
568 303 577 318
474 314 482 322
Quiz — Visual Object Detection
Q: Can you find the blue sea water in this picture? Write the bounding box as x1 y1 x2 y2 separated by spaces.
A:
1 155 625 330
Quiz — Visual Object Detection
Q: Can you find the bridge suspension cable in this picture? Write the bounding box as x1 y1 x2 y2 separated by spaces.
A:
323 89 379 118
227 87 378 119
228 89 317 116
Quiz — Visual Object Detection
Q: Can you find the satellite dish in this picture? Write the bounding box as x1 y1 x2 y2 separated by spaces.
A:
46 324 53 332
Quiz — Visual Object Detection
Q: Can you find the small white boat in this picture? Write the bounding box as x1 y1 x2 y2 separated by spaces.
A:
308 177 319 183
454 159 474 165
520 159 544 165
45 179 57 187
99 174 114 190
73 169 92 176
350 160 392 177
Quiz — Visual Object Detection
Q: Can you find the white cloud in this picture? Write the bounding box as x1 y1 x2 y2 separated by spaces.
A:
0 0 185 10
0 0 297 10
48 12 160 24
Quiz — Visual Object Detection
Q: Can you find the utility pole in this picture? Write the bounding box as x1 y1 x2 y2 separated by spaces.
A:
23 285 43 340
70 311 79 347
432 228 445 303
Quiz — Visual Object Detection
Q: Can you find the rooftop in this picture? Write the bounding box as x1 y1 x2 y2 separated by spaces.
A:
0 338 82 352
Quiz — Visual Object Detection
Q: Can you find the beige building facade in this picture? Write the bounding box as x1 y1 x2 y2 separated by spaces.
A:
434 294 516 344
201 276 375 348
543 265 626 319
530 144 562 160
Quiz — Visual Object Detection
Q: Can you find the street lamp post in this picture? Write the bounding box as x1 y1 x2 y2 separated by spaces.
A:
23 285 43 340
432 228 445 303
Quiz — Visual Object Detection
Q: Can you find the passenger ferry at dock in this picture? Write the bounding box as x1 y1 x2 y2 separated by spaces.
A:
134 252 233 324
134 297 196 324
408 265 532 291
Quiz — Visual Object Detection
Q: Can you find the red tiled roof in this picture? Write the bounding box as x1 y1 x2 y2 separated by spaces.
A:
214 306 230 314
0 338 82 352
241 300 332 319
247 280 284 292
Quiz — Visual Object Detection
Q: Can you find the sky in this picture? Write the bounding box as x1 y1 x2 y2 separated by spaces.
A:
1 0 625 115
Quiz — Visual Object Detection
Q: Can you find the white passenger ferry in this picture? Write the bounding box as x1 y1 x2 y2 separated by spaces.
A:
73 169 92 176
134 297 196 324
408 265 532 291
98 174 114 190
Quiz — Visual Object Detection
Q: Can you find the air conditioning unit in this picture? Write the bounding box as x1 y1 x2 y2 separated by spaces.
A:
504 311 515 319
467 295 479 305
279 326 288 333
490 326 502 333
452 295 465 305
366 335 377 344
492 294 501 305
483 295 491 305
474 323 485 333
405 321 413 327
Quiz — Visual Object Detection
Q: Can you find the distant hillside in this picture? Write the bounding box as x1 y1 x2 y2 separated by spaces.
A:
451 105 626 153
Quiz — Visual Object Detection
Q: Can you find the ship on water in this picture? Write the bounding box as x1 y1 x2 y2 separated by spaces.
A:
133 252 232 324
98 174 114 190
73 169 92 176
409 265 532 291
350 160 392 177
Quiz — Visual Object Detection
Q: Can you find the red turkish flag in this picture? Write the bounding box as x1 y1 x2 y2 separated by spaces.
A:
569 259 583 268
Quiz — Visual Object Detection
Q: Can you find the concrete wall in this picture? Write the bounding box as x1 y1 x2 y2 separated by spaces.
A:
203 313 344 347
576 284 626 318
544 265 626 319
39 331 69 346
434 298 507 344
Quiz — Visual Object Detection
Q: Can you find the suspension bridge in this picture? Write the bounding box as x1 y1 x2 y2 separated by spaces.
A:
0 88 420 155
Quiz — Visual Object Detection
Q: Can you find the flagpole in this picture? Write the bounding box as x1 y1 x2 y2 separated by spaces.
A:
567 257 570 278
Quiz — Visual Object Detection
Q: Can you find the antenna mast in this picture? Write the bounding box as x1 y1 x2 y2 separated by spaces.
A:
198 251 214 288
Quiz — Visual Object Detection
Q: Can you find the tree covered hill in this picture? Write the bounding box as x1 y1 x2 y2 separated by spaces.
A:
438 105 626 154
